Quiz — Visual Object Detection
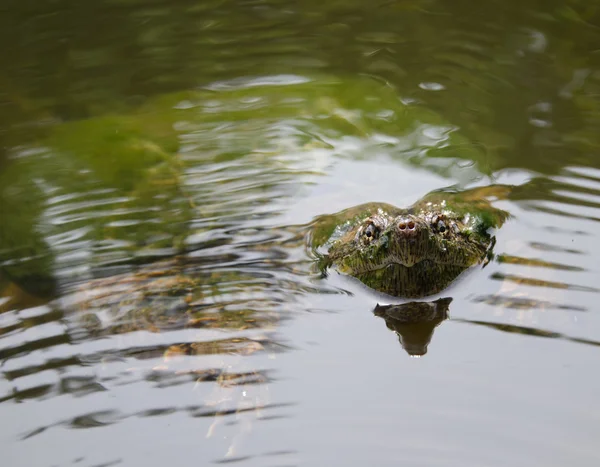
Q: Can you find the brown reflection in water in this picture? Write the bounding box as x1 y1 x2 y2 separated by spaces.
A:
528 241 584 255
373 297 450 357
490 272 599 293
0 384 54 404
1 334 283 402
2 253 294 461
0 332 71 362
0 254 296 412
454 319 600 348
19 400 294 438
67 258 296 338
472 294 586 312
522 204 600 223
496 254 584 272
143 367 273 389
0 277 52 315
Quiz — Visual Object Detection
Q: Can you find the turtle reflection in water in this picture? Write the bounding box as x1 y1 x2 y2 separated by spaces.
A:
374 298 451 356
311 187 510 298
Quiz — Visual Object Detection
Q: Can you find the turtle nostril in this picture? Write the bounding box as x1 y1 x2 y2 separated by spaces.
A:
399 223 406 230
407 221 415 230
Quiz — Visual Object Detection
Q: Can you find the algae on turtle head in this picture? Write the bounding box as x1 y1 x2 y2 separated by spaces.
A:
311 186 510 298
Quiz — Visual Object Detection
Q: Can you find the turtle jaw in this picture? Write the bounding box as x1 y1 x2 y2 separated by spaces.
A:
353 261 469 298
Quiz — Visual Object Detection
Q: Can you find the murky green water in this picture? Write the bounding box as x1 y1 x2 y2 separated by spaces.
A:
2 1 600 466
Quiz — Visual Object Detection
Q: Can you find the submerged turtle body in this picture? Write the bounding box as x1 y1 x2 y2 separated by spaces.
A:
312 187 509 298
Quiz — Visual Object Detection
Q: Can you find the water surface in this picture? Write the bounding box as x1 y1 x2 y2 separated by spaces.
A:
2 1 600 466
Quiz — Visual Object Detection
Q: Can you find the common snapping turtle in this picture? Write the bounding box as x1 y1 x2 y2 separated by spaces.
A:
311 186 510 298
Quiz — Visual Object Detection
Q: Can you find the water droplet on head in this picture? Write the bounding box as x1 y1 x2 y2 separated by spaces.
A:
419 82 445 91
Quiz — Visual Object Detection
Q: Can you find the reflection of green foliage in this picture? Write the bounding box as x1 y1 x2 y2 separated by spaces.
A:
0 80 56 294
0 77 53 164
40 98 196 253
43 74 482 192
47 113 179 191
415 186 511 233
0 160 55 297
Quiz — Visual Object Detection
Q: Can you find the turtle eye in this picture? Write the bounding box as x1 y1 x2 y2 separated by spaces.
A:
431 214 448 234
363 223 379 242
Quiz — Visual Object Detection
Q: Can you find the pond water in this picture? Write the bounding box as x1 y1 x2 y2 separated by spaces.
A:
2 1 600 466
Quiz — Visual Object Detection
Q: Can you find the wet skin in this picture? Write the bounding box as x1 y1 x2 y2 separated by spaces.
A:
312 187 510 298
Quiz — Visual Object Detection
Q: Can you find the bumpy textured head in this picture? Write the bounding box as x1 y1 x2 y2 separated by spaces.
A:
330 209 489 272
324 205 496 297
